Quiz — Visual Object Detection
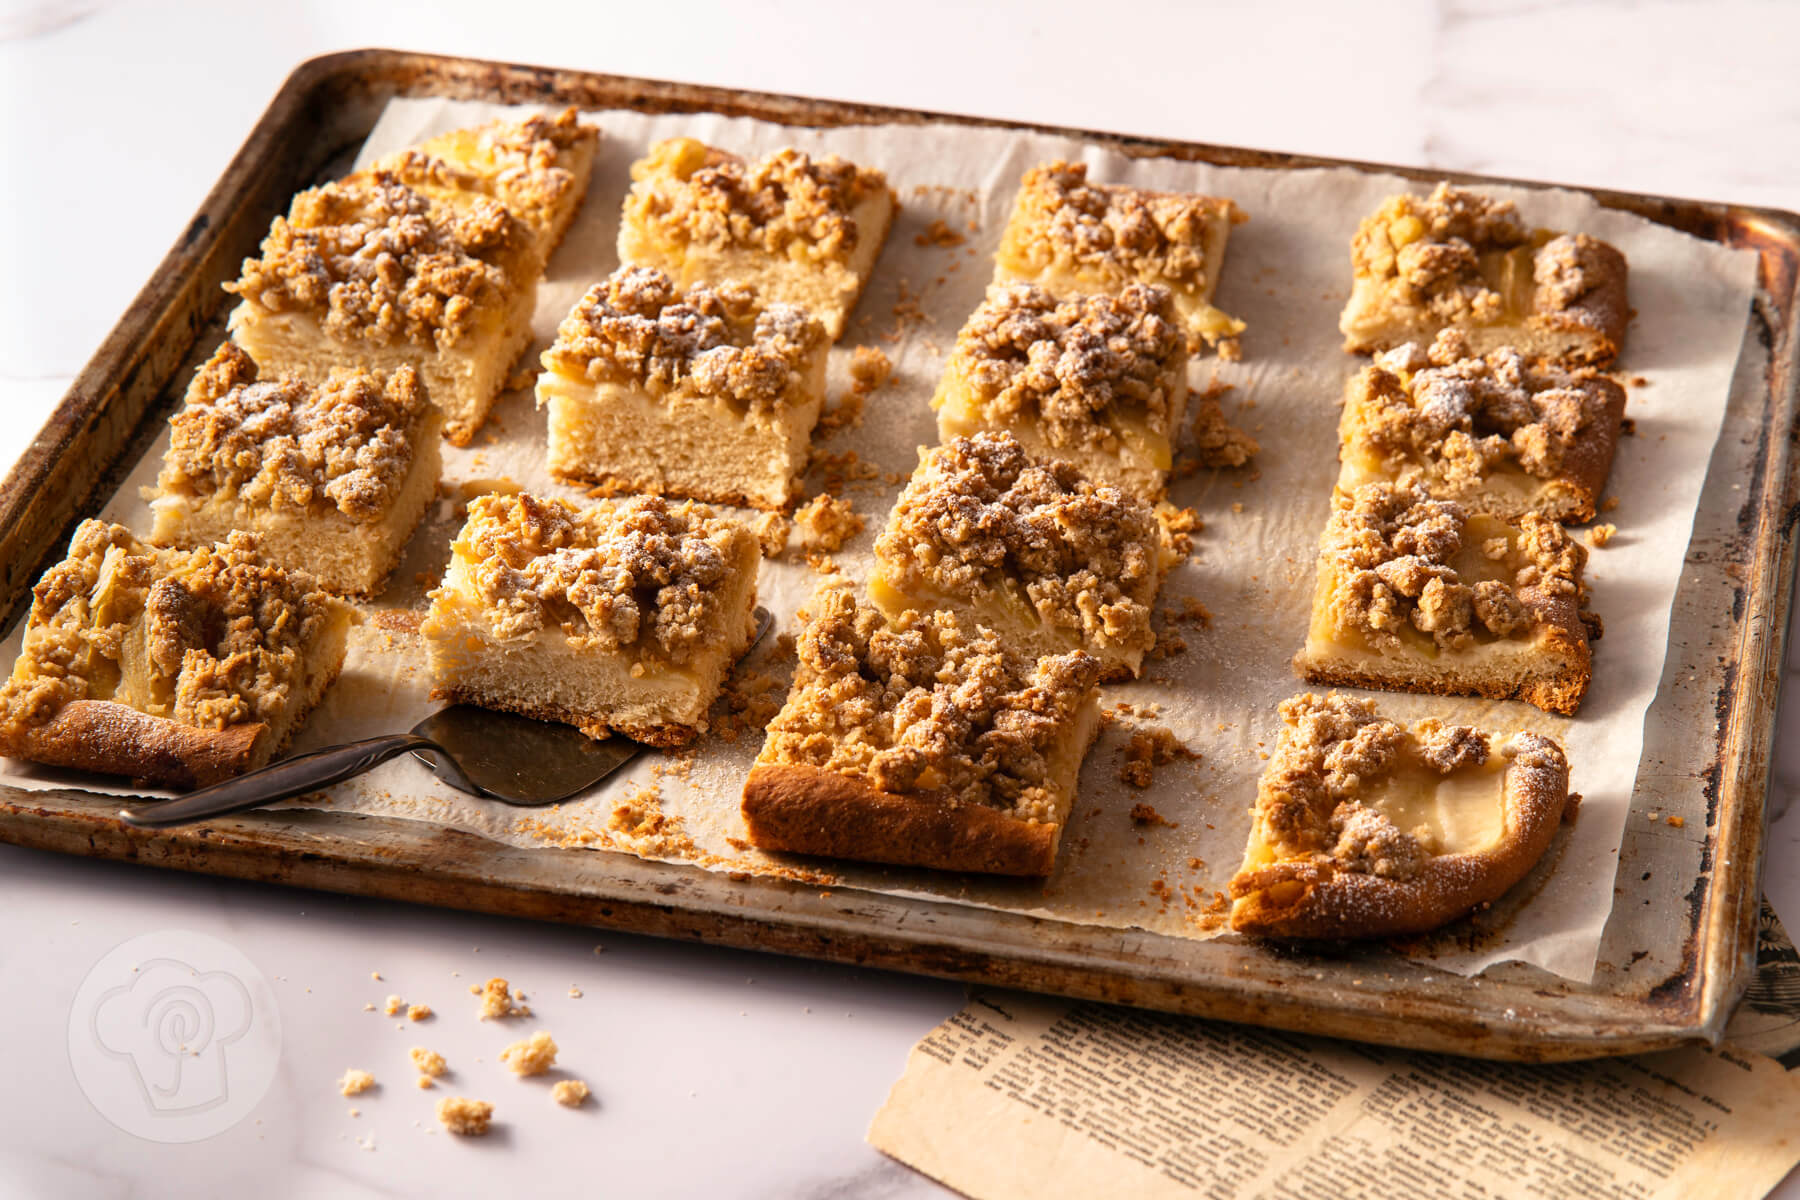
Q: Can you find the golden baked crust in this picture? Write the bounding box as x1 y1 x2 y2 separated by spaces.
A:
1339 330 1626 522
541 266 827 412
618 138 896 340
1340 183 1629 365
226 172 533 351
0 522 352 786
993 161 1246 353
156 343 433 523
932 282 1188 499
742 580 1102 875
1229 693 1573 939
871 432 1170 679
373 108 598 265
1294 481 1593 714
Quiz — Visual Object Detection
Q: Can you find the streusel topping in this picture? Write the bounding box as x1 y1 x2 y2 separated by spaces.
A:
761 582 1100 822
378 108 596 238
951 283 1185 449
541 266 825 413
1352 183 1529 323
449 492 746 665
159 344 428 521
1005 162 1241 290
1320 481 1584 651
1361 329 1615 483
876 433 1162 652
1252 693 1563 879
625 138 888 265
227 173 526 349
0 522 337 735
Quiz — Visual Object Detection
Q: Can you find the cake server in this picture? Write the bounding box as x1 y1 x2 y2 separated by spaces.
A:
118 607 773 829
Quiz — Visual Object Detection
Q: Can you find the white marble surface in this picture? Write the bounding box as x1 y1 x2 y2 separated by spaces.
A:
3 1 1800 1195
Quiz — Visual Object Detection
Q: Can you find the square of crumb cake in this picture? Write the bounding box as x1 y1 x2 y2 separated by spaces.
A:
871 432 1173 682
148 344 442 596
225 171 538 446
0 522 353 787
1229 692 1573 939
1340 183 1628 366
369 108 599 274
537 266 830 510
932 282 1188 501
1294 481 1594 715
421 493 760 747
993 162 1246 356
741 581 1103 876
617 138 895 341
1338 330 1626 523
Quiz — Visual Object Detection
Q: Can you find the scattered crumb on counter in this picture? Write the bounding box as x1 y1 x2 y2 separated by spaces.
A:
1588 523 1616 547
383 994 404 1016
1119 726 1199 789
407 1004 432 1022
552 1079 590 1108
751 512 791 557
1189 386 1259 468
436 1097 493 1136
476 977 529 1020
499 1031 559 1077
1129 803 1179 828
1667 815 1686 829
914 218 966 249
568 985 583 999
794 494 864 553
410 1047 447 1078
338 1069 375 1097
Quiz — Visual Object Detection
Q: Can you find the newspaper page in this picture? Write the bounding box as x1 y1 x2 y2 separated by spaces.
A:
871 909 1800 1199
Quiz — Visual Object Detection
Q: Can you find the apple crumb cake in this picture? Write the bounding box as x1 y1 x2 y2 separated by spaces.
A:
148 343 442 596
421 492 760 747
225 170 538 446
741 580 1103 876
0 522 353 787
537 265 830 509
931 282 1189 500
1229 692 1573 939
369 108 598 273
1294 481 1594 715
871 432 1173 681
618 138 896 340
993 161 1246 356
1339 183 1629 365
1338 330 1627 523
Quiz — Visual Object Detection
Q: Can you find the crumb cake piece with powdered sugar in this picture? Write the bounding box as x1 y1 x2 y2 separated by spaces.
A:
742 579 1103 876
1294 480 1595 715
1230 692 1573 939
931 282 1188 501
871 432 1174 681
0 521 352 787
536 266 830 509
993 161 1246 356
1339 182 1628 365
618 138 895 340
1338 329 1626 523
421 492 760 747
149 343 442 596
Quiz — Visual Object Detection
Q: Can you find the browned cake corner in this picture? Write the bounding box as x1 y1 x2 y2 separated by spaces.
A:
1229 692 1573 939
993 160 1246 355
932 281 1189 501
149 343 442 596
871 431 1173 681
0 522 353 787
618 138 895 341
224 167 539 446
741 580 1103 876
421 491 760 746
1293 481 1593 715
537 266 830 510
1338 329 1626 522
1339 182 1628 366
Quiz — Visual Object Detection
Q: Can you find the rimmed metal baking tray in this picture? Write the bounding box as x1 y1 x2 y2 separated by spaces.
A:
2 49 1794 1062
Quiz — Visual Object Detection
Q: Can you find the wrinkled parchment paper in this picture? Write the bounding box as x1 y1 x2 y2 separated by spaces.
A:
0 97 1759 982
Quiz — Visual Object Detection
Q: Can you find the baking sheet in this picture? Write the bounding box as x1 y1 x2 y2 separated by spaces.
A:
0 96 1759 983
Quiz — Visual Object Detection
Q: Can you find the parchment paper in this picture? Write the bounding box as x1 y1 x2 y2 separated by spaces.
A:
0 97 1759 982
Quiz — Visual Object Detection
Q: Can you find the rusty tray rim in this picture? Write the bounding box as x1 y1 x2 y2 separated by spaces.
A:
1 47 1795 1063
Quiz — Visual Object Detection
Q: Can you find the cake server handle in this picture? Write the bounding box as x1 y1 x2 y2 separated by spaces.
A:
117 734 466 829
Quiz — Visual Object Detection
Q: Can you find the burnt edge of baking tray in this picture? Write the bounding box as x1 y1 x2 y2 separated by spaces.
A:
1 47 1797 1060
